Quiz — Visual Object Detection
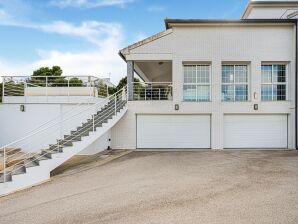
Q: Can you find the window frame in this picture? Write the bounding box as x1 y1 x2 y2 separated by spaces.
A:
183 64 212 102
261 63 288 101
221 64 250 102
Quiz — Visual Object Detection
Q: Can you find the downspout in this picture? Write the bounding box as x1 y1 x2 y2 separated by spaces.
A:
295 19 298 150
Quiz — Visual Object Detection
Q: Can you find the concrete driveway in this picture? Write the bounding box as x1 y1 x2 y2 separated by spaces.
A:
0 150 298 224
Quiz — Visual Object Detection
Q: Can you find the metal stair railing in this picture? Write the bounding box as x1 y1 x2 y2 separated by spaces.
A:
0 86 127 183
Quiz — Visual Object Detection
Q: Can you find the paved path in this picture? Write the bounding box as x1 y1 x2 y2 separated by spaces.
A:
1 150 298 224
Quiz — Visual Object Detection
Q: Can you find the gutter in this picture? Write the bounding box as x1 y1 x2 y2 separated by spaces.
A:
165 19 296 29
118 50 126 62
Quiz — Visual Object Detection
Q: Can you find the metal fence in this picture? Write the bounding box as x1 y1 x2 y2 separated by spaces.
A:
1 76 111 103
133 82 173 101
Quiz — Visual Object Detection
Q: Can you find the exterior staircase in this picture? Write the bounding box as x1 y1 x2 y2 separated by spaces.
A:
0 87 127 196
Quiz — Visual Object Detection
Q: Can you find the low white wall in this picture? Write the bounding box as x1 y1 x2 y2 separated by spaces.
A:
78 131 111 155
0 103 110 155
25 87 98 97
3 96 104 104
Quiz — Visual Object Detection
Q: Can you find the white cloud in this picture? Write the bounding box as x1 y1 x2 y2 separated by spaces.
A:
0 0 129 84
146 5 166 12
49 0 134 8
0 19 127 83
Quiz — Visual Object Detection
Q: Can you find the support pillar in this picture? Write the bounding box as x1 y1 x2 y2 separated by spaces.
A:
127 61 134 101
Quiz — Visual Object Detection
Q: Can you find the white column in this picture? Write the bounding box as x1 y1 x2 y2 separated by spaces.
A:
127 61 134 101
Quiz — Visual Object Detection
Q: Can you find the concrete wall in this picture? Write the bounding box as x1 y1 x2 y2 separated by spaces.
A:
0 103 110 154
112 24 296 150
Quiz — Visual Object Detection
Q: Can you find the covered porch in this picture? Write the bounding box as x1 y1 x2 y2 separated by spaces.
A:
127 60 173 101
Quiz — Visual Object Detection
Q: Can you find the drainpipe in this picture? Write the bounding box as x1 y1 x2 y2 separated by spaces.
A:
295 19 298 150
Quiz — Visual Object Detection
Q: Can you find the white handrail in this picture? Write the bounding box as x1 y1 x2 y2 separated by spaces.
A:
0 87 125 150
1 86 127 179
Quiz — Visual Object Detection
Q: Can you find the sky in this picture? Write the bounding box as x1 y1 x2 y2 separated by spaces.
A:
0 0 248 84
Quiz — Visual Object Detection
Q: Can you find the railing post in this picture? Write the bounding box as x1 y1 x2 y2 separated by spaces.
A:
24 80 27 104
159 88 161 100
46 76 48 103
2 78 5 103
67 77 70 103
3 147 6 184
114 95 117 115
145 87 147 101
92 104 95 133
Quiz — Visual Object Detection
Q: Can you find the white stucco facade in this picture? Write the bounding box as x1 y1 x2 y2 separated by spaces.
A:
0 103 111 155
112 2 297 150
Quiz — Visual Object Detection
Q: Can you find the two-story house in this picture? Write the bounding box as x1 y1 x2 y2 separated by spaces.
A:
113 0 298 150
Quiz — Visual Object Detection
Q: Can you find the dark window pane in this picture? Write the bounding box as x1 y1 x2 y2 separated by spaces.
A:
221 85 234 101
273 84 286 101
235 84 248 101
261 84 272 101
222 65 234 83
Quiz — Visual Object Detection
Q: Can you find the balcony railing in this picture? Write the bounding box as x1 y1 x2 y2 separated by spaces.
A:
2 76 111 103
133 82 173 101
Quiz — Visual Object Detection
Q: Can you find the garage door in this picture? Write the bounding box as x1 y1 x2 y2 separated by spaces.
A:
137 115 211 149
224 115 288 148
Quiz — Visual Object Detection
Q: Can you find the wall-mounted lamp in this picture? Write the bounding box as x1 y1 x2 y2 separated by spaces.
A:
175 104 179 111
254 92 258 100
254 104 258 111
20 105 25 112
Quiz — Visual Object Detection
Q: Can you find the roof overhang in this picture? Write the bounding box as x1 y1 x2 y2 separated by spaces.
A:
165 18 296 29
242 0 298 19
119 29 173 60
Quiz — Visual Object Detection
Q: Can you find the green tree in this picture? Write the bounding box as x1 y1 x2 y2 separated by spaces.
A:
32 66 62 77
29 66 83 87
109 77 141 94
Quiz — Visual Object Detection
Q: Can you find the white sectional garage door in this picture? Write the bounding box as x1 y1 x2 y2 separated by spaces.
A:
137 115 211 149
224 115 288 148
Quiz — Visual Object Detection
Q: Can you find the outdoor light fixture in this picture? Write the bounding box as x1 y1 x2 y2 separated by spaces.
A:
20 105 25 112
254 104 258 111
175 104 179 111
254 92 258 100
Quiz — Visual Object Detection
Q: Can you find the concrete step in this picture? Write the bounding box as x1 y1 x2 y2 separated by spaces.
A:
0 172 12 183
11 164 26 175
23 157 39 168
36 153 52 161
0 148 22 157
63 135 82 141
40 151 53 159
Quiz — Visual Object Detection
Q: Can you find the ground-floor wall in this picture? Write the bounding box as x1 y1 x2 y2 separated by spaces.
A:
0 103 110 155
111 101 295 150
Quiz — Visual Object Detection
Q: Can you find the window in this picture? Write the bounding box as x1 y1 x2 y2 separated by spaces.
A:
261 64 286 101
183 65 211 102
221 65 248 101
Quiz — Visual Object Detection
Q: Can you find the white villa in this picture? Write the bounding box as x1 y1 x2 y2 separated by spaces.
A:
0 0 298 195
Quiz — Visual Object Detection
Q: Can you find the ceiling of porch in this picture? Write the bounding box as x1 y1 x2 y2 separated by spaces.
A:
134 61 172 82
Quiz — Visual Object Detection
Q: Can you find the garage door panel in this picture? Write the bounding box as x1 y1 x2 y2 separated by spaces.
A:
137 115 210 149
224 115 287 148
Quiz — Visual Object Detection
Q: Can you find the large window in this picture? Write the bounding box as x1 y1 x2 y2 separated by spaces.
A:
183 65 211 102
221 65 248 101
261 64 287 101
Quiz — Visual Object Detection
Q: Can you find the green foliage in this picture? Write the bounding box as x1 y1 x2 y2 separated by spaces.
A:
108 76 141 95
69 78 83 86
32 66 62 77
29 66 83 87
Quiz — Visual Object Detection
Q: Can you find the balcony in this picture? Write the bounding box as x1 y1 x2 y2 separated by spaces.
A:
133 82 173 101
1 76 111 104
